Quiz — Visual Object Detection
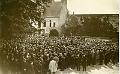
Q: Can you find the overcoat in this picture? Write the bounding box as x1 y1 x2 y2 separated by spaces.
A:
49 60 58 73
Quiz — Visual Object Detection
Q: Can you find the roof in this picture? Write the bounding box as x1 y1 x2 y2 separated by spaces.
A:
44 2 62 18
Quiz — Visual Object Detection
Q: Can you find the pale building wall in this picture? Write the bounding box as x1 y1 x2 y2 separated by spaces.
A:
41 6 68 34
41 17 59 34
35 0 68 35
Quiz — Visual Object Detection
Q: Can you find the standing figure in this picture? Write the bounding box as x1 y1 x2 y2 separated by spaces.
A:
76 52 82 71
82 54 87 71
49 56 59 74
58 53 65 71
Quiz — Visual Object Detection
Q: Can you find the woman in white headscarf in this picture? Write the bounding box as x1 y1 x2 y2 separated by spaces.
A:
49 56 59 74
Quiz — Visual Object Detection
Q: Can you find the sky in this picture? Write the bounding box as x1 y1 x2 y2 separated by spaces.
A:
55 0 119 14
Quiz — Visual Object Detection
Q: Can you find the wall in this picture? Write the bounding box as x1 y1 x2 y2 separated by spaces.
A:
40 17 59 34
39 0 68 34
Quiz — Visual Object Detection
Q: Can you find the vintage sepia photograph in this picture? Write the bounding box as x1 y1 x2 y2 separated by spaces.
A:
0 0 119 74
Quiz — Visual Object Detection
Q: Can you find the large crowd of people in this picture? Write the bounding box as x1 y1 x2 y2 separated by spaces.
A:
0 34 119 74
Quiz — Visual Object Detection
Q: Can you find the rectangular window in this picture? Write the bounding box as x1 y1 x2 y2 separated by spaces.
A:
43 21 46 27
50 20 51 27
53 22 55 27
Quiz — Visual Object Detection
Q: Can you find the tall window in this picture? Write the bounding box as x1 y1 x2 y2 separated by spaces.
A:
53 22 55 27
43 21 46 27
38 21 41 28
50 20 51 27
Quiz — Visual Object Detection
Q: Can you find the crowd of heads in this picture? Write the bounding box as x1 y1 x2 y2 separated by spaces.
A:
0 34 119 74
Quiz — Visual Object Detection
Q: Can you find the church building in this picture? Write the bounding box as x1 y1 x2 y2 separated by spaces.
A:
39 0 68 35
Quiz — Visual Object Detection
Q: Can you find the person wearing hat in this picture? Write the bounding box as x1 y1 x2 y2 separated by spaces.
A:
49 56 59 74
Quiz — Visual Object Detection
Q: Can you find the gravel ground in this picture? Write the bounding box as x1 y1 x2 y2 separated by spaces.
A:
0 64 118 74
56 64 119 74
